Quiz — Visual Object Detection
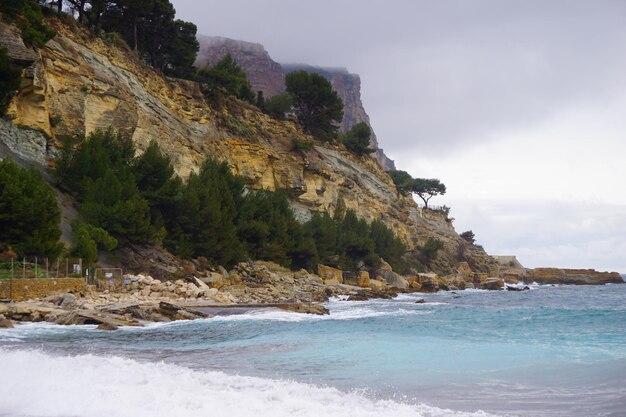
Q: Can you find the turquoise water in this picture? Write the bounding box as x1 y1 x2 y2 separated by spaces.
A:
1 284 625 417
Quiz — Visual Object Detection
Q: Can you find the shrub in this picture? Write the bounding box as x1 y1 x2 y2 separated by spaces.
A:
341 122 375 156
264 93 292 120
0 47 21 117
292 138 313 152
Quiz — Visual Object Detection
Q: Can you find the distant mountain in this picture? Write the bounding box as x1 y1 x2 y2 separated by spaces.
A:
195 35 395 171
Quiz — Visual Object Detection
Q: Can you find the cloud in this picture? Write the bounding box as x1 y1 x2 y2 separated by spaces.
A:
448 199 626 273
170 0 626 272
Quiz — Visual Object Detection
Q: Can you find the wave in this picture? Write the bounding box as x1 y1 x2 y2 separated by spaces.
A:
212 305 434 322
0 349 501 417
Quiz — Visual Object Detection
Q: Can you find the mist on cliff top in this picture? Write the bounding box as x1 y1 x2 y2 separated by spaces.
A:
170 0 626 273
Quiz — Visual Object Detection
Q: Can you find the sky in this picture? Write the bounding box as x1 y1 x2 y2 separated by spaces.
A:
170 0 626 273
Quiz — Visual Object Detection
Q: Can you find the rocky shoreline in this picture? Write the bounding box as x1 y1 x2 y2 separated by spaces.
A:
1 260 622 330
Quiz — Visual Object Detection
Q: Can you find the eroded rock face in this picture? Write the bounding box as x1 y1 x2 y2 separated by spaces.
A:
528 268 623 285
195 36 395 170
1 18 495 275
196 36 285 98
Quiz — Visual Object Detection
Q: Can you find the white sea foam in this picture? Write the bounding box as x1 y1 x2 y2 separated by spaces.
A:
212 305 433 322
0 349 501 417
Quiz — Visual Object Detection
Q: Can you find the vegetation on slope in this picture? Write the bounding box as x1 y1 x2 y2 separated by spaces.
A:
0 159 63 258
53 130 409 272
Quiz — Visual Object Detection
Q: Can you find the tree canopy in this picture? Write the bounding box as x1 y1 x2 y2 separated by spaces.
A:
460 230 476 244
0 0 56 48
387 170 446 208
196 54 255 104
0 48 22 117
341 122 375 156
0 158 63 258
285 70 343 141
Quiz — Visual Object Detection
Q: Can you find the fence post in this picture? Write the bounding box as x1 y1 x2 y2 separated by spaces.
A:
10 258 13 301
23 257 26 279
35 257 38 279
46 258 49 279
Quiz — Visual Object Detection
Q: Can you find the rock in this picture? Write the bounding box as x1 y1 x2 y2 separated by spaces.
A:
96 323 118 331
481 278 504 291
379 259 393 271
198 272 226 289
506 285 530 291
375 269 409 290
465 282 475 289
0 314 14 328
158 302 209 321
342 271 370 287
347 289 396 301
368 279 386 291
55 310 140 327
278 303 329 315
59 293 78 309
317 264 343 285
457 262 474 281
415 298 425 304
418 273 440 292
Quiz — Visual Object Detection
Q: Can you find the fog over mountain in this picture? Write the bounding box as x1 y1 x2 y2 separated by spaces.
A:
171 0 626 272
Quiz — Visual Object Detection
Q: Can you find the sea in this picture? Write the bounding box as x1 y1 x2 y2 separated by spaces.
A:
1 283 625 417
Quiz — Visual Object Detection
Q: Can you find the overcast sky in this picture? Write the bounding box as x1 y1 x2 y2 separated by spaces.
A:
171 0 626 273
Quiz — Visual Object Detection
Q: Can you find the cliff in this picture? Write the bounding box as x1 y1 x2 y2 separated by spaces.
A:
527 268 623 285
1 18 494 276
195 36 396 171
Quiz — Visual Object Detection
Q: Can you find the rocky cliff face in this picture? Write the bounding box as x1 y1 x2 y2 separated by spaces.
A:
195 36 395 171
527 268 623 285
1 18 494 276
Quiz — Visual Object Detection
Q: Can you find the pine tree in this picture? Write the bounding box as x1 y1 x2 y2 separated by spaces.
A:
0 159 63 257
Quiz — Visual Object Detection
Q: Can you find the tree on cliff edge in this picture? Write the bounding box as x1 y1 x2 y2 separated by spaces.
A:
285 70 343 141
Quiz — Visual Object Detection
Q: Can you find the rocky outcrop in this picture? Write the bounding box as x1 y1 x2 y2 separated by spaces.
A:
0 20 38 65
195 36 395 170
195 36 285 97
527 268 623 285
0 18 495 276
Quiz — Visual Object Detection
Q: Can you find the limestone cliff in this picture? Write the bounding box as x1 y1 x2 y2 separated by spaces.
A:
1 18 494 276
195 36 396 171
527 268 623 285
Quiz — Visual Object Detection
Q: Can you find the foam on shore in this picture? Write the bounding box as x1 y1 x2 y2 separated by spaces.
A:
0 348 500 417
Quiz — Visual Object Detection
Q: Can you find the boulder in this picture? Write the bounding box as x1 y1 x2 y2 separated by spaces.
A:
506 285 530 291
343 271 370 287
457 262 473 281
415 298 425 304
278 303 329 315
54 310 140 327
369 279 386 291
198 272 226 289
0 314 14 329
375 269 409 290
317 264 343 285
418 273 440 292
481 278 504 290
347 289 396 301
59 293 79 309
96 323 118 331
158 302 209 321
